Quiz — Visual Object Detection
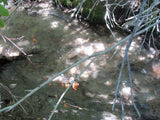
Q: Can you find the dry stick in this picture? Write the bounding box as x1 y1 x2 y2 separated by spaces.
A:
126 53 141 117
0 21 159 113
0 34 41 75
0 83 28 115
118 92 124 120
112 0 147 117
65 103 84 110
104 1 118 41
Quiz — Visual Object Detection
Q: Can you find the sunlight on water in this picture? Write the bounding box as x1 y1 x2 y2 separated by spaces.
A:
101 112 119 120
51 21 59 28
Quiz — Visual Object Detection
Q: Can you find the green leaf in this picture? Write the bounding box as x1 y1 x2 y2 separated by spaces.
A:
0 0 2 3
0 19 4 27
2 0 8 5
0 4 9 16
66 0 71 6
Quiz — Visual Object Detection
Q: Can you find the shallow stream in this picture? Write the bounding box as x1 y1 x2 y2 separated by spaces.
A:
0 1 160 120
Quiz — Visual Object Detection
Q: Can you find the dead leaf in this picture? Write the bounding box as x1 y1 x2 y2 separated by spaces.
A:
72 82 79 90
65 83 70 88
61 82 65 87
48 82 52 86
54 94 58 99
43 76 48 80
64 103 69 108
32 35 37 44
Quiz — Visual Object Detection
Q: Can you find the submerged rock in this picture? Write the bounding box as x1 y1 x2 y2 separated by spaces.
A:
0 39 39 62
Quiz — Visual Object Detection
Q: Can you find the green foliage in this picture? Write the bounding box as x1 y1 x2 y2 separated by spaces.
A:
0 19 4 27
55 0 105 24
0 4 9 16
0 0 8 5
79 1 105 24
66 0 71 6
58 0 72 7
72 0 80 7
0 0 9 27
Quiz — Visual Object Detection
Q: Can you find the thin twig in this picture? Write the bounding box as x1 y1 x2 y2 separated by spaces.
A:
118 92 124 120
112 0 147 117
126 52 141 117
0 83 28 115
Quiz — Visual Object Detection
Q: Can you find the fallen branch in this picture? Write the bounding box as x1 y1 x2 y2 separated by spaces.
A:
0 33 41 74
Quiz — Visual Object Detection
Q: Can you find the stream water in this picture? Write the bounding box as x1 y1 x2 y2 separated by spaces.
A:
0 1 160 120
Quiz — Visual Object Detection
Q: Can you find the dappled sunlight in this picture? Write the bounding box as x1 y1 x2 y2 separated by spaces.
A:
129 41 139 52
101 112 119 120
65 39 107 79
140 87 149 93
64 23 72 30
85 92 95 97
36 9 50 16
116 38 158 64
69 67 80 75
137 56 146 60
9 84 17 89
146 96 156 102
38 2 50 8
51 21 59 28
116 37 123 41
152 62 160 79
17 40 30 46
36 1 52 17
68 60 100 79
124 116 133 120
81 70 91 78
23 1 53 17
137 48 158 61
0 44 3 54
118 40 140 57
74 38 90 45
96 94 108 100
2 47 19 58
79 29 89 35
120 87 131 100
75 42 105 56
48 74 69 83
118 45 126 57
104 80 112 86
71 28 90 36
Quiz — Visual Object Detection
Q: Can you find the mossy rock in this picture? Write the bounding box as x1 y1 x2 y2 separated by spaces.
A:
55 0 105 24
82 2 105 24
57 0 74 7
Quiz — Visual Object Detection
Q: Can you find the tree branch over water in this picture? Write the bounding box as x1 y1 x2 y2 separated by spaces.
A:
112 0 147 118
